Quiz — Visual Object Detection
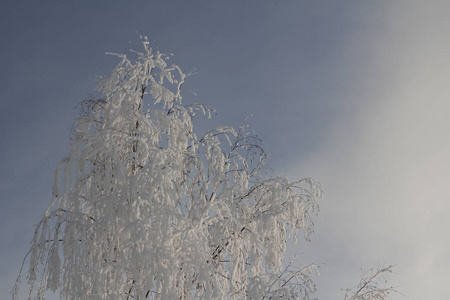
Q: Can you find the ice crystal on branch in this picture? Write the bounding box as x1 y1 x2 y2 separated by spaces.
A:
13 37 322 300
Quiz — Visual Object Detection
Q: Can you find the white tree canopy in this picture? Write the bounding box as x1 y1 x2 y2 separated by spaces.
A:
12 37 323 300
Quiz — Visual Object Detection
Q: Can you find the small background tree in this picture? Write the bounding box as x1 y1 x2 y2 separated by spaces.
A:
343 265 399 300
12 37 323 300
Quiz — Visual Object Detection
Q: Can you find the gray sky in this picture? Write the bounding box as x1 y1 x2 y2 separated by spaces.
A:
1 1 449 299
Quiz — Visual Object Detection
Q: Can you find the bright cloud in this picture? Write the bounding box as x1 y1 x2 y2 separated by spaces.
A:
292 3 450 299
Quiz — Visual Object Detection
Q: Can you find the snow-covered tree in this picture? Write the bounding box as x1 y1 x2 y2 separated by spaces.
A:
344 265 399 300
13 38 399 300
12 37 322 300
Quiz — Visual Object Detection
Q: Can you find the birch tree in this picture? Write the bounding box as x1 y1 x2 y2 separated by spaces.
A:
343 265 399 300
12 37 322 300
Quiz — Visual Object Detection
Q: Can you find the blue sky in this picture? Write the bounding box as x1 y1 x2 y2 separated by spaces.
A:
1 1 449 299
